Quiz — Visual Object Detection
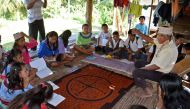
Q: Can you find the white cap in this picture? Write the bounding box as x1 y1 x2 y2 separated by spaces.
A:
158 26 173 36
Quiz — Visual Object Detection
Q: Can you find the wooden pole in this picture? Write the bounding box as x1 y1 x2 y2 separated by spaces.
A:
148 0 154 34
86 0 93 32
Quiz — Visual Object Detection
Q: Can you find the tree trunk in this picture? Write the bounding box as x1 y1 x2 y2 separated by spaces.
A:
86 0 93 32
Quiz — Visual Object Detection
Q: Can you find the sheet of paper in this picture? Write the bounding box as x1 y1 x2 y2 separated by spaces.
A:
48 93 65 107
47 81 59 90
36 67 53 78
30 58 47 71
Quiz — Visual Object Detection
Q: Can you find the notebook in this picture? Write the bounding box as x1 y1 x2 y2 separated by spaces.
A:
30 58 53 78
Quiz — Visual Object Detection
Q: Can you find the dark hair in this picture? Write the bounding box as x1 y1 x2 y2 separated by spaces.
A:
139 16 145 20
82 24 89 28
102 24 108 28
175 34 184 39
2 49 22 74
60 30 72 48
128 29 133 35
113 31 119 36
183 43 190 50
8 82 53 109
159 73 190 109
46 31 58 51
7 62 25 94
130 105 147 109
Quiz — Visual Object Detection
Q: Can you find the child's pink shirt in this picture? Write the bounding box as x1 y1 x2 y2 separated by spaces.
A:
18 38 38 64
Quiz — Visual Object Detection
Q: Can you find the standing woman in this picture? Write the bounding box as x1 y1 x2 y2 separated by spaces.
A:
23 0 47 51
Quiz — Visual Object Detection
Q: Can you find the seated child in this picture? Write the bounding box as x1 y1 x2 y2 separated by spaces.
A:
2 49 36 80
73 24 94 55
95 24 111 54
175 34 185 63
8 82 53 109
157 73 190 109
106 31 127 59
124 29 145 61
172 43 190 81
0 62 33 107
38 31 72 67
59 30 75 59
13 32 38 64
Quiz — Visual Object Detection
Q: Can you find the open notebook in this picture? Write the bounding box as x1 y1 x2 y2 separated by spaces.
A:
30 58 53 78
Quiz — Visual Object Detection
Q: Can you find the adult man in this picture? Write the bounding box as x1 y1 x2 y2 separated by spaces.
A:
23 0 47 51
132 26 178 98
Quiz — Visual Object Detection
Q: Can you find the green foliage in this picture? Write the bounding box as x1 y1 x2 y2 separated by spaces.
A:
0 0 26 20
0 0 114 25
94 0 113 25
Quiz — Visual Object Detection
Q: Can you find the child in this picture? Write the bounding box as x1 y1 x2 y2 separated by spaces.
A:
13 32 38 64
157 73 190 109
106 31 126 59
0 62 33 107
95 24 111 54
38 31 59 58
124 29 145 61
8 82 53 109
73 24 94 55
59 30 75 60
2 49 36 80
38 31 72 67
175 34 185 63
59 30 72 52
135 16 148 38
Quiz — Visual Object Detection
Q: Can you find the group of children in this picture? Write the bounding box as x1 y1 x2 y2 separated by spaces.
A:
0 29 75 108
0 15 189 108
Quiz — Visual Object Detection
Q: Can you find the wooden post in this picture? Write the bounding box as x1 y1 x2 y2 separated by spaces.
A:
148 0 154 34
86 0 93 32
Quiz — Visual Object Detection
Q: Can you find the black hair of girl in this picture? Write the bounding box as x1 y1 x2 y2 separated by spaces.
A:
8 82 53 109
159 73 190 109
130 105 147 109
7 62 25 94
60 30 72 48
1 49 22 74
46 31 58 51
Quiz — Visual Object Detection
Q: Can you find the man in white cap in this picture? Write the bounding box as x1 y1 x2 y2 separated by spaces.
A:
131 26 178 98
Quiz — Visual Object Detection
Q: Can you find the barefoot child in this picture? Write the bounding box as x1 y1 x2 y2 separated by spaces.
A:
95 24 111 54
73 24 94 55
